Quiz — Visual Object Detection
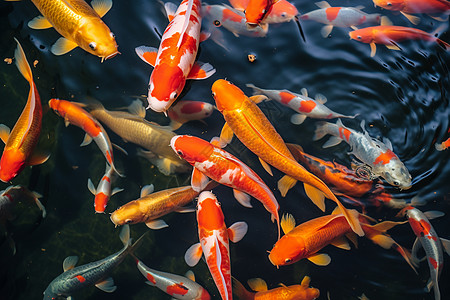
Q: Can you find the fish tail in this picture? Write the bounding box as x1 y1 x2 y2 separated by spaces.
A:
436 38 450 51
84 97 106 112
232 276 255 300
245 83 266 97
391 242 419 274
313 121 331 141
336 200 365 237
13 38 33 84
435 142 446 151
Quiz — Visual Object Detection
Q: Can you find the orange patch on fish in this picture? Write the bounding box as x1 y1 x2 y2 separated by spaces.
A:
279 91 296 104
143 51 157 66
326 7 341 22
298 100 316 113
374 149 397 165
409 218 432 236
223 8 243 23
166 283 189 296
180 102 204 114
75 275 86 283
338 127 351 141
429 257 438 269
146 273 156 284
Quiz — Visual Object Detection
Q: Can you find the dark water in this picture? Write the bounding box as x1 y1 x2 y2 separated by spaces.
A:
0 0 449 299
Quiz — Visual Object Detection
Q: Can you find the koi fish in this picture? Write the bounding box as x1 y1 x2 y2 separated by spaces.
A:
184 191 248 300
0 39 49 183
88 163 123 213
110 182 219 229
134 256 211 299
269 210 415 269
435 136 450 151
170 135 281 239
243 0 276 29
135 0 216 113
246 83 356 125
398 206 450 300
43 225 144 299
349 16 450 57
87 100 191 175
229 0 299 24
372 0 450 24
168 100 214 130
299 1 381 37
212 79 364 237
313 119 412 189
48 99 122 176
232 276 320 300
0 185 46 223
20 0 119 60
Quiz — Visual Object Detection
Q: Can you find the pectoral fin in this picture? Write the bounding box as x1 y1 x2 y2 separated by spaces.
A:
401 12 420 25
304 183 326 212
233 189 252 208
370 42 377 57
281 213 296 234
424 210 445 220
330 236 351 250
228 221 248 243
51 37 78 55
301 276 311 287
184 243 203 267
80 133 93 146
290 114 307 125
95 277 116 293
220 122 234 146
307 253 331 266
135 46 158 66
28 151 50 166
91 0 113 18
247 278 268 292
87 178 97 195
259 158 273 176
277 175 297 197
187 61 216 80
249 95 268 104
369 234 394 250
0 124 10 144
164 2 177 21
321 25 333 38
145 219 169 230
440 238 450 256
191 167 210 192
63 256 79 272
28 15 53 29
140 184 155 197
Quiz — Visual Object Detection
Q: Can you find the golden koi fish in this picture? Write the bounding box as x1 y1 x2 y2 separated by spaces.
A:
15 0 119 60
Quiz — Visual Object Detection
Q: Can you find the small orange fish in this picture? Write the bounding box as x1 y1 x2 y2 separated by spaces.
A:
233 276 320 300
0 39 49 182
435 128 450 151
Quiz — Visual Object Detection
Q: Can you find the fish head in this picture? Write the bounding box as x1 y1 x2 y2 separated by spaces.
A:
372 0 405 11
197 191 225 230
170 135 214 165
94 192 109 213
245 0 272 27
267 0 299 23
379 160 412 190
147 64 185 113
78 20 119 61
288 283 321 300
268 234 305 267
43 284 59 300
110 201 141 226
348 29 373 44
0 149 25 182
212 79 247 112
48 99 65 117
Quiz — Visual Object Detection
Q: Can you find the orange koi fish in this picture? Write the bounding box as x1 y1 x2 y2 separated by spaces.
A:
110 181 218 229
349 17 450 57
372 0 450 24
0 39 49 183
184 191 248 300
269 210 414 269
88 163 123 213
170 135 281 239
243 0 276 28
229 0 299 24
135 0 215 113
134 257 211 300
435 128 450 151
16 0 119 60
167 100 214 130
211 79 363 237
233 276 320 300
48 99 122 176
398 206 450 300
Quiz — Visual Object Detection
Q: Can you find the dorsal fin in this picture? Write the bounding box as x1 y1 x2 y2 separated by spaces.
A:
177 0 194 49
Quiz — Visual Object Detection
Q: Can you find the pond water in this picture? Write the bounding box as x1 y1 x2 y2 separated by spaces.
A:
0 0 449 299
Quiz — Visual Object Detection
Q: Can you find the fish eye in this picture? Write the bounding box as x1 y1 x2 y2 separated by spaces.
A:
89 42 97 50
125 219 133 224
170 91 178 100
357 35 362 39
213 20 221 27
393 181 400 186
281 13 287 18
110 32 115 38
177 150 184 157
387 2 392 5
285 258 292 263
212 91 216 98
243 10 246 14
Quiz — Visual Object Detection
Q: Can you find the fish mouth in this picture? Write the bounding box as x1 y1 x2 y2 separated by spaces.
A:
246 22 259 30
101 51 121 62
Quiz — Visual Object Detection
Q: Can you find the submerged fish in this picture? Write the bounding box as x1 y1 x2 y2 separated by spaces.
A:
184 191 248 300
232 276 320 300
43 225 144 299
246 83 356 125
299 1 381 37
87 100 191 175
244 0 275 29
88 163 123 213
313 119 412 189
135 256 211 299
229 0 299 24
0 39 49 183
135 0 215 113
167 100 214 130
0 185 46 222
23 0 119 60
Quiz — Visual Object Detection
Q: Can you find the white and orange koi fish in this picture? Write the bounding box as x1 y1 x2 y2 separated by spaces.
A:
135 0 215 113
168 100 214 130
314 119 412 189
88 163 123 214
185 191 248 300
229 0 299 24
170 135 280 239
134 256 211 299
0 39 49 183
398 206 450 300
246 83 356 125
299 1 381 37
48 99 122 176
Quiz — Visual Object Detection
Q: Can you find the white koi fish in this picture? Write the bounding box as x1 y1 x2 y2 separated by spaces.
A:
135 0 215 113
313 119 412 189
185 191 248 300
246 83 356 125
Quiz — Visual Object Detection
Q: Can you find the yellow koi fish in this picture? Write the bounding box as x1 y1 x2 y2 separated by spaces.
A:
12 0 119 61
211 79 363 237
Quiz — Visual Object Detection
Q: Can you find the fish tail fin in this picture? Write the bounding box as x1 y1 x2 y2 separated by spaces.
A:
245 83 266 97
336 199 364 237
232 276 255 300
435 142 446 151
120 225 147 255
391 241 419 274
313 121 330 141
13 38 33 84
84 97 106 112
